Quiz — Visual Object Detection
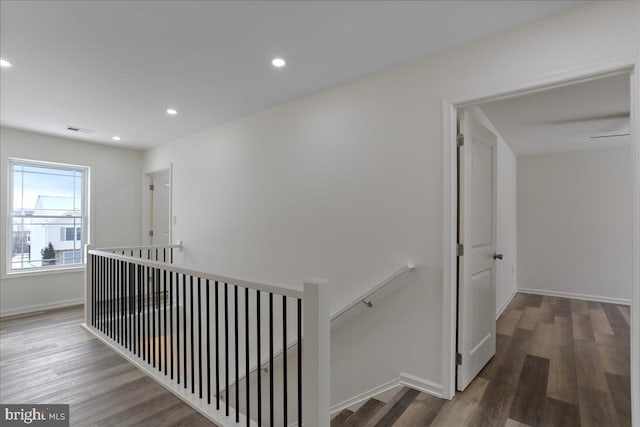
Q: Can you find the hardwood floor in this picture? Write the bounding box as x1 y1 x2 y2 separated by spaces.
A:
0 306 215 427
332 293 631 427
1 293 631 426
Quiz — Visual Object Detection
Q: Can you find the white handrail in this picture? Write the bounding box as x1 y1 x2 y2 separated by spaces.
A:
331 263 415 322
88 248 303 299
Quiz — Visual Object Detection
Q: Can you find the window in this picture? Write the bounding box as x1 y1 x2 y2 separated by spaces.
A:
62 250 83 265
61 227 81 241
9 159 89 272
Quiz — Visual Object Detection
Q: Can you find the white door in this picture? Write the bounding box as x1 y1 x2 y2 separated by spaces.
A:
149 170 171 245
457 109 499 391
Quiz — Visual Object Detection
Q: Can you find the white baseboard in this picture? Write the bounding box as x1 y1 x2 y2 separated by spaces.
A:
517 288 631 306
399 372 443 398
496 288 518 319
330 377 400 415
0 298 84 318
330 373 443 417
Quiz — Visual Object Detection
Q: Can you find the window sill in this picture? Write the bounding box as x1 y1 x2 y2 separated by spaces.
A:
3 265 85 280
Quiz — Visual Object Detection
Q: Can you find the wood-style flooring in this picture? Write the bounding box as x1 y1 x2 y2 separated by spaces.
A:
0 306 216 427
332 293 631 427
1 293 631 426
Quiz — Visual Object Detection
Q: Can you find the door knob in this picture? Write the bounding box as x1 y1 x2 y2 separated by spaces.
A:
493 253 503 260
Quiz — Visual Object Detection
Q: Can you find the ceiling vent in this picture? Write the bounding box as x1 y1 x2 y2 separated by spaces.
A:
66 125 96 134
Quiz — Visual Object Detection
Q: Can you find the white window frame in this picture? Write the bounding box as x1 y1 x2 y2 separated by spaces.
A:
7 158 90 275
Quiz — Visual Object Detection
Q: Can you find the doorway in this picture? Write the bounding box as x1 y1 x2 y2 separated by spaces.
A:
443 65 638 424
146 168 171 246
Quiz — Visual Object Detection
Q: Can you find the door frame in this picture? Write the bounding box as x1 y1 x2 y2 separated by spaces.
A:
441 55 639 425
142 165 173 246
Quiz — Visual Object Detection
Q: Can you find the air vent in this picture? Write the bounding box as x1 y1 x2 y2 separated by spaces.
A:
66 125 96 134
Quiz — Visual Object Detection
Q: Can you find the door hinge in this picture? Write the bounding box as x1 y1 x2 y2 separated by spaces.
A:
148 230 154 237
457 243 464 257
149 184 155 191
456 353 462 365
456 134 464 147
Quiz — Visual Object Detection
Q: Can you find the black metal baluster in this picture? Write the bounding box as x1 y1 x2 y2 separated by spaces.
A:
111 258 115 340
114 259 117 340
137 264 141 357
117 260 121 345
130 262 134 351
171 248 174 264
215 281 220 410
163 248 166 263
191 276 195 394
257 290 262 426
91 255 95 326
245 287 250 427
206 279 211 405
269 292 274 427
164 269 167 376
157 268 162 372
122 260 126 346
235 285 239 422
155 248 158 262
198 278 202 399
283 296 288 426
152 267 156 367
225 282 229 416
298 298 302 427
147 266 151 363
170 271 174 380
177 273 181 384
183 274 187 390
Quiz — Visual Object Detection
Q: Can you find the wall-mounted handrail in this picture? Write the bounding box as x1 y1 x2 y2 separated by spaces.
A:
331 263 415 322
232 262 416 388
89 248 303 300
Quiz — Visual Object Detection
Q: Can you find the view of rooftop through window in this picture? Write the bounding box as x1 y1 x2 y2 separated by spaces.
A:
10 160 87 271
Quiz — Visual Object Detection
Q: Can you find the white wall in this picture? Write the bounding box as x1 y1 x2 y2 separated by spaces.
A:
0 127 143 316
470 106 518 317
517 146 632 303
143 1 638 404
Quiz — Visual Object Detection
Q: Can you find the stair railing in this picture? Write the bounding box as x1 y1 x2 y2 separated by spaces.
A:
83 243 329 427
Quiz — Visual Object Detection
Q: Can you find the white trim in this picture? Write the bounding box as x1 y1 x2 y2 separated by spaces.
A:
517 288 631 306
628 64 639 427
2 265 84 280
82 324 257 427
442 58 639 426
399 372 443 398
441 99 458 400
330 377 400 416
0 297 84 318
329 373 443 417
496 288 518 319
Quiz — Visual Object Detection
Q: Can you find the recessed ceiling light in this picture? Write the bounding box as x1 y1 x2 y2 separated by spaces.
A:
166 108 178 116
112 136 121 141
0 59 13 68
271 57 286 68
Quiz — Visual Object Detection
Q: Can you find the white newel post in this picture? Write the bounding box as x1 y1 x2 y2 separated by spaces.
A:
303 278 330 427
84 244 94 326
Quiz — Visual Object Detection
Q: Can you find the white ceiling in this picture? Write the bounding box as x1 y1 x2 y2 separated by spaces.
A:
0 1 585 150
480 74 630 156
